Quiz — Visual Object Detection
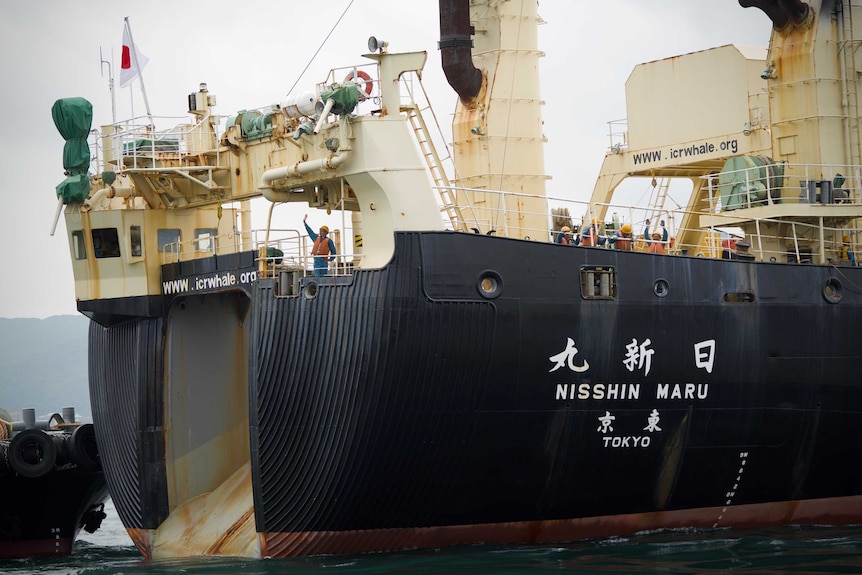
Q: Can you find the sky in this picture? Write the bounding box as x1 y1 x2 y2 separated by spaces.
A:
0 1 771 318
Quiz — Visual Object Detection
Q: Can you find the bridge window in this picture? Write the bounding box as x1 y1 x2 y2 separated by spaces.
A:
158 229 181 253
71 230 87 260
130 225 142 257
92 228 120 259
195 228 217 253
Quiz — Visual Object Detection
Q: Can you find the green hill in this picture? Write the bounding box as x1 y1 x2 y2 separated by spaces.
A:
0 315 91 422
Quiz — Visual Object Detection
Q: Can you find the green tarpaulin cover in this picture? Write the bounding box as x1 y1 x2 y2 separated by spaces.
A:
52 97 93 204
320 83 360 116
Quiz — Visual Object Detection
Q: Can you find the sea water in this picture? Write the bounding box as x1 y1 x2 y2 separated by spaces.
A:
3 499 862 574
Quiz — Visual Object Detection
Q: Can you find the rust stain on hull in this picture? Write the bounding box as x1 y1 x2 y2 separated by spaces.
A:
126 528 152 560
261 495 862 557
151 461 259 558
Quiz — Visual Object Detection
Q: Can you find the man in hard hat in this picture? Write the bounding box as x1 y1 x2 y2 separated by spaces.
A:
304 214 337 276
612 223 633 251
647 232 665 254
555 225 577 245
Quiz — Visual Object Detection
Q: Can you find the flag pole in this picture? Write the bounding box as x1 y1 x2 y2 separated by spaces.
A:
124 17 153 129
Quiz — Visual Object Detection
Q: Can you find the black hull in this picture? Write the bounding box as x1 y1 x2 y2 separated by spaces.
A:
0 467 108 558
88 232 862 557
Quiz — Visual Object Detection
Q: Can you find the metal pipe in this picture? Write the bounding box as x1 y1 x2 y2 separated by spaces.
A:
439 0 482 103
738 0 811 31
260 117 350 197
259 151 349 203
313 98 336 134
49 196 64 236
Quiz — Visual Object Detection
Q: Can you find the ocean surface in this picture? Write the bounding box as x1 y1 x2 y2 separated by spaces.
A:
4 500 862 574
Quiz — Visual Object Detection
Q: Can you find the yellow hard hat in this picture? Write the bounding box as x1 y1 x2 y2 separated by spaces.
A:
561 226 571 232
320 225 329 233
843 235 851 242
621 223 632 234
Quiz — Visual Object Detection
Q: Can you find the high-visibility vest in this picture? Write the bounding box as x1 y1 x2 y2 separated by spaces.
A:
312 237 332 256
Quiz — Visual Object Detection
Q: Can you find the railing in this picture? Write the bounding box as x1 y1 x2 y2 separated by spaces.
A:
320 63 379 102
93 113 226 175
148 159 861 270
160 230 244 264
703 162 862 211
607 119 628 153
434 179 862 266
256 228 358 279
161 227 360 278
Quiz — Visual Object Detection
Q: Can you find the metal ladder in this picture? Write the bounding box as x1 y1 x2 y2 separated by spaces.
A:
401 80 471 232
646 177 672 233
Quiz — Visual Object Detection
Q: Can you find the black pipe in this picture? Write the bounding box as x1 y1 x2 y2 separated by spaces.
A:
439 0 483 103
738 0 811 31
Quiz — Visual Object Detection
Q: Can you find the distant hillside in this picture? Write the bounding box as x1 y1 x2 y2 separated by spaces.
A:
0 315 91 422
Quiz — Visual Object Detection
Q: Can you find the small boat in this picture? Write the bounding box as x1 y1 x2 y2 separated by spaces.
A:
51 0 862 560
0 407 109 557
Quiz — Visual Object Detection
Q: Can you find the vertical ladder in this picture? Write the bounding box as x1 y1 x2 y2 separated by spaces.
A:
403 103 470 232
646 177 672 231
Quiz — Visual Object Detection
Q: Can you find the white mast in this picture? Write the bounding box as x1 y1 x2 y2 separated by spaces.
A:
123 17 153 128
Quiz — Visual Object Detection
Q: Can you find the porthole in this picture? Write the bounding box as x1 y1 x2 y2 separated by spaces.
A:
304 281 319 300
477 270 503 299
653 279 669 298
823 278 842 304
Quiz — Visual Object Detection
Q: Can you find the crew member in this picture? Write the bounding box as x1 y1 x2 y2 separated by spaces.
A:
303 214 336 276
555 226 576 245
839 235 857 266
613 223 633 251
647 232 665 254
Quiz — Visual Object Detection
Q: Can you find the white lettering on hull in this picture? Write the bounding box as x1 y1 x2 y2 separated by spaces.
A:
556 383 708 401
161 270 257 295
655 383 709 400
601 436 651 448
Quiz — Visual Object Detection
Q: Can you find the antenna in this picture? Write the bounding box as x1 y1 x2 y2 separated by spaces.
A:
99 46 117 126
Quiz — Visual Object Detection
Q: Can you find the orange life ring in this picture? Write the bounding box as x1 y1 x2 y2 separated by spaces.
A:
344 70 373 95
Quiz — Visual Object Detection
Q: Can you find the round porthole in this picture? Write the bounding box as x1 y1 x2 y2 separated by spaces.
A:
823 278 842 304
304 281 319 300
653 279 669 298
477 270 503 299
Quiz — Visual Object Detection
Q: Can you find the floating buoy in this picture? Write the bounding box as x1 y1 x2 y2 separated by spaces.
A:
344 69 373 95
8 429 56 477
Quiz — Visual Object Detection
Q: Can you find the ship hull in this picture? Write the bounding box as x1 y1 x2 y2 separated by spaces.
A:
88 232 862 558
0 468 108 558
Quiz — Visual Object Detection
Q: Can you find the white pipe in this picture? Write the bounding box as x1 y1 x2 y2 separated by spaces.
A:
81 188 111 212
49 196 64 236
259 153 349 202
81 185 135 213
313 98 336 134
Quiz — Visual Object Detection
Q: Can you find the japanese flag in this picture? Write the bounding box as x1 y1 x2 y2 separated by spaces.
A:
120 24 149 88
